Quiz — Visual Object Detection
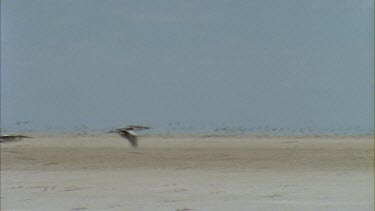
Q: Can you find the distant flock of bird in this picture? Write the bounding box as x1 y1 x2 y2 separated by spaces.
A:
1 125 150 147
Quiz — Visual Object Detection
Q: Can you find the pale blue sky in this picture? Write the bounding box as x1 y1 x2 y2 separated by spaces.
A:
1 0 373 134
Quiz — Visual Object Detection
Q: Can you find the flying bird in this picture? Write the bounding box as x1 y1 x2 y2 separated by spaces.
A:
109 126 150 147
0 134 31 143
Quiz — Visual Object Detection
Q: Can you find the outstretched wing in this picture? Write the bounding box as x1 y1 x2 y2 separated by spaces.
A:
0 134 31 143
124 125 150 131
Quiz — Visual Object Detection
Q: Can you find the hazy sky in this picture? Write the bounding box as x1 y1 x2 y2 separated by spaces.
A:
1 0 373 133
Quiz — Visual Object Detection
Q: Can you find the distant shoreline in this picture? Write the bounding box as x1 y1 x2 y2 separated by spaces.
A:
1 131 373 139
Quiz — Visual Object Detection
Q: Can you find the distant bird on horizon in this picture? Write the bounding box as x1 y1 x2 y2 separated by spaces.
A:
109 125 150 147
0 134 31 143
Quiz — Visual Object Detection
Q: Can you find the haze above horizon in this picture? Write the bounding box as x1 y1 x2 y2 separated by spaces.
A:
1 0 373 134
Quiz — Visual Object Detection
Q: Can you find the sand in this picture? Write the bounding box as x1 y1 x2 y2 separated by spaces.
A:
1 134 373 211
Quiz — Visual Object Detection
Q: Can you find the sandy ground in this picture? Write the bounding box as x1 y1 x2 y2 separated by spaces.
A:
1 134 373 211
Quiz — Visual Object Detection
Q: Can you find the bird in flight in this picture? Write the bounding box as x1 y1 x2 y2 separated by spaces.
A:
109 125 150 147
0 134 31 143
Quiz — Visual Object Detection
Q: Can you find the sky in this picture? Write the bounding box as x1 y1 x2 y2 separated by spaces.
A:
1 0 373 134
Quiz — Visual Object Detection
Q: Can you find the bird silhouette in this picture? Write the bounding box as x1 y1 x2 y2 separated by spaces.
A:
109 126 150 147
1 134 31 143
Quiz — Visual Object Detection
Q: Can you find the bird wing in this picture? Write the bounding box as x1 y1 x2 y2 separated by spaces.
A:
0 134 31 143
1 134 31 139
124 125 150 131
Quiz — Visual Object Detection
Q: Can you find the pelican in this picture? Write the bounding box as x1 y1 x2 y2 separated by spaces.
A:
109 125 150 147
0 134 31 143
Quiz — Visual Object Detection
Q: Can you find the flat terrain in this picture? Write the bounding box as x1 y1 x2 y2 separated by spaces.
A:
1 134 373 211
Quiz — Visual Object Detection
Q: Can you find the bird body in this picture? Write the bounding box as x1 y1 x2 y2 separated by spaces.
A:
116 129 138 147
110 125 150 147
